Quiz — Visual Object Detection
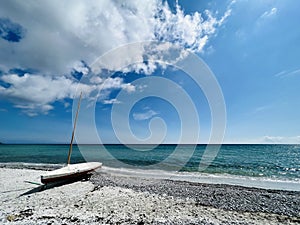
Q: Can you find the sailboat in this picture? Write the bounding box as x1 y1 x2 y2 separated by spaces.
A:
41 93 102 184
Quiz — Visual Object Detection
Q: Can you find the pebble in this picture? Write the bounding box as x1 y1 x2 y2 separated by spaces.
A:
1 168 299 224
91 172 300 217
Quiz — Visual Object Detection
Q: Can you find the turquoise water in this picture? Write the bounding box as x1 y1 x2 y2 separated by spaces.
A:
0 144 299 181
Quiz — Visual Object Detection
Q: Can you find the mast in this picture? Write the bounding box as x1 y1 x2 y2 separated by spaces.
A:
67 92 82 165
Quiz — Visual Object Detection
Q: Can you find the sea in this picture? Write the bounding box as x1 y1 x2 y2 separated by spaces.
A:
0 144 299 191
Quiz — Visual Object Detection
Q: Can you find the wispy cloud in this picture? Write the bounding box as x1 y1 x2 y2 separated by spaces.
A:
260 7 277 19
274 68 300 78
252 105 272 114
256 7 278 27
274 70 287 77
133 110 158 121
63 102 70 108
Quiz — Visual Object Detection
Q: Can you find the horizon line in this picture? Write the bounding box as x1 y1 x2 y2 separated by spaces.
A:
1 142 299 145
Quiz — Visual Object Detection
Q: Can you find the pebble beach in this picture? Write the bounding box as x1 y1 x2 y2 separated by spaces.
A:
0 168 300 224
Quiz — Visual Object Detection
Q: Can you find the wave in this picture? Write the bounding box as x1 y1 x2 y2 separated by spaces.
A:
1 162 299 191
100 166 300 192
0 162 64 170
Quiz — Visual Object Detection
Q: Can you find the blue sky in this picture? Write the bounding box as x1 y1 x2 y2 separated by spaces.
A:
0 0 300 144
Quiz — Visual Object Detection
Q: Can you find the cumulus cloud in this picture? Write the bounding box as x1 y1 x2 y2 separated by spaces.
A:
72 61 90 76
103 99 121 105
0 0 231 73
0 0 232 115
0 73 85 115
133 110 158 121
0 73 134 115
101 77 135 93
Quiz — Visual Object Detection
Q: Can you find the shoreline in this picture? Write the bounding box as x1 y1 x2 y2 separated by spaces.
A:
0 168 299 224
90 172 300 217
92 171 300 217
1 162 300 192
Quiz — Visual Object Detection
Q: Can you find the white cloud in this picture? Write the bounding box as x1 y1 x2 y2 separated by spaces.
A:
0 73 135 115
256 7 278 28
64 102 70 108
101 77 135 93
15 103 54 117
261 135 300 144
0 73 87 115
274 70 288 77
0 0 232 115
274 68 300 78
89 76 103 84
73 61 90 76
133 109 158 121
251 105 272 114
0 0 231 74
154 4 231 53
103 99 121 105
260 7 277 19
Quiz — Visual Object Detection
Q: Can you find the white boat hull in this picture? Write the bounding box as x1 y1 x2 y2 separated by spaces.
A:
41 162 102 184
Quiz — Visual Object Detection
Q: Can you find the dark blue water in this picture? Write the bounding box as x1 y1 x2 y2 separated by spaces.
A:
0 144 299 180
